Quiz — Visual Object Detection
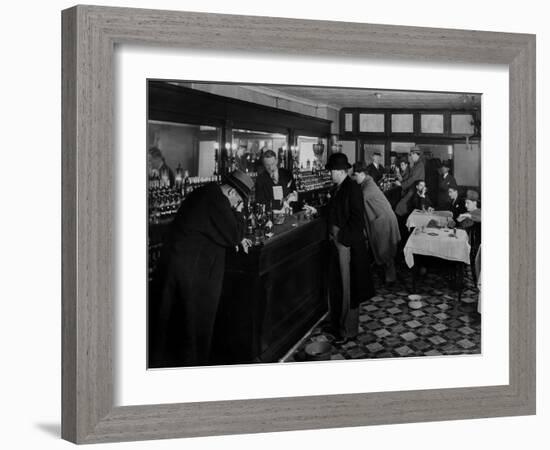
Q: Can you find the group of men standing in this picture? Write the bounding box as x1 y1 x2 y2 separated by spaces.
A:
322 146 481 344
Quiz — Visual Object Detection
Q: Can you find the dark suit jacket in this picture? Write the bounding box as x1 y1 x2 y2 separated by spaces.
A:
327 175 375 308
449 197 467 220
409 192 433 211
327 175 366 247
254 168 296 209
437 173 458 208
366 163 385 184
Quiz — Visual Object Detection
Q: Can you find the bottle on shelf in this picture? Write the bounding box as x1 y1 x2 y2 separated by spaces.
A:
175 163 183 190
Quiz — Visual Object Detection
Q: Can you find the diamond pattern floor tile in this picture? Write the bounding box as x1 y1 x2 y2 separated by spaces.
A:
286 258 481 362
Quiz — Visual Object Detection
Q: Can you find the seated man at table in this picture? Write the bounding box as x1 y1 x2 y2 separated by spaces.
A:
409 179 433 212
448 185 466 221
456 189 481 229
254 150 298 210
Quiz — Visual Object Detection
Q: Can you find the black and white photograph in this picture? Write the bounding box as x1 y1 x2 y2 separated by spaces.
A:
146 80 482 368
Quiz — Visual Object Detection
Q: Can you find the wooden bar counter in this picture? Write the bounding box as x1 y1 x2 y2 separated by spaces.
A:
212 211 329 365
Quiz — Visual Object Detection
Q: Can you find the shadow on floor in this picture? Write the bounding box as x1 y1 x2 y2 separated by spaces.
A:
35 423 61 438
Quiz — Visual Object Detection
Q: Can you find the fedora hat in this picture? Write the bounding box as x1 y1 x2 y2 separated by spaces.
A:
410 146 422 155
223 170 254 199
326 153 351 170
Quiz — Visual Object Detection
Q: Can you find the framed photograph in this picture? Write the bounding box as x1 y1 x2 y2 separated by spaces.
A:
62 5 535 444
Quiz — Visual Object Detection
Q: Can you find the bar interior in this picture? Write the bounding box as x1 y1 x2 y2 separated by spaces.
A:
147 80 481 368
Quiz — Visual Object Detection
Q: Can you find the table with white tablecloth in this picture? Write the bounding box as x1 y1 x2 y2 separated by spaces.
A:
406 209 453 230
403 227 471 268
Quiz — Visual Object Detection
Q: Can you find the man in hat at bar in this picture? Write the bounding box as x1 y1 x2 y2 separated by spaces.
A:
395 146 425 217
325 153 375 344
366 152 385 184
437 160 458 209
352 162 401 284
149 170 254 368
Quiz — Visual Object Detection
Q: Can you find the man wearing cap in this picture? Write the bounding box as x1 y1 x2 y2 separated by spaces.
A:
150 170 254 368
366 152 385 184
437 160 458 209
352 162 401 283
457 189 481 229
254 149 298 210
325 153 375 344
395 147 425 217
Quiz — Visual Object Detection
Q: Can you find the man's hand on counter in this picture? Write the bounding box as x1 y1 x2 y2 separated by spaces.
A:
302 204 318 217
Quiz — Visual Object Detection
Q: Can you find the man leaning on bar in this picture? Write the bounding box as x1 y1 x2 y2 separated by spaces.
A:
149 170 254 368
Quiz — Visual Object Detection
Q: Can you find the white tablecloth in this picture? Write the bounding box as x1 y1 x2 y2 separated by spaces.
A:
403 227 471 268
406 209 453 230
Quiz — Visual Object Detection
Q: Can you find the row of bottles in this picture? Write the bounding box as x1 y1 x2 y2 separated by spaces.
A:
148 188 184 224
246 202 275 246
295 169 333 193
378 173 399 192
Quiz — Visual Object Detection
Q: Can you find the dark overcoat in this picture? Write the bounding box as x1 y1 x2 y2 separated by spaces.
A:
327 176 375 309
149 183 245 367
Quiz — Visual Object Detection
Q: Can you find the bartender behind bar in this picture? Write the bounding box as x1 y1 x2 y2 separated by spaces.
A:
254 150 298 210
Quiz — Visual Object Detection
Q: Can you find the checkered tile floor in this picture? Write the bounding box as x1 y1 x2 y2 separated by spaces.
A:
286 259 481 362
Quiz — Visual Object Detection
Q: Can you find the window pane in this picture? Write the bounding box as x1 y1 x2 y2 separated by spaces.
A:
340 141 356 164
391 114 414 133
359 113 384 132
451 114 475 134
420 114 444 133
344 113 353 132
362 143 385 164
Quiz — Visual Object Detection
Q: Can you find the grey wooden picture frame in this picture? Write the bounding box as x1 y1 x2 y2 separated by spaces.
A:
61 5 536 444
